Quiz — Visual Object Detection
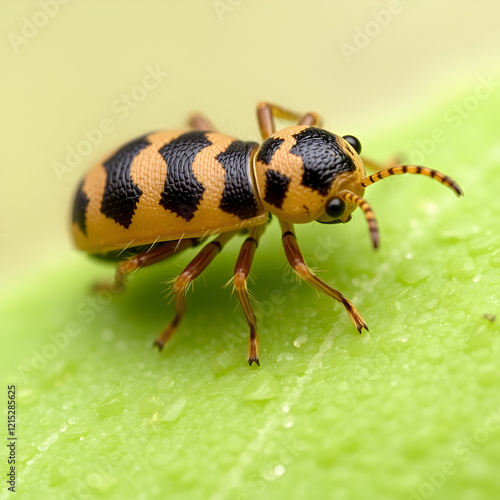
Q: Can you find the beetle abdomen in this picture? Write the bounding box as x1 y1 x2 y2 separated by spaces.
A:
72 130 268 254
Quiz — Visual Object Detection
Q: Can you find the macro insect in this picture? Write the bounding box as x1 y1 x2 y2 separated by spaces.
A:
71 102 462 366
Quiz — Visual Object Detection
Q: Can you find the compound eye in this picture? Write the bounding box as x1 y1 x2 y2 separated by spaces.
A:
325 197 345 219
342 135 362 155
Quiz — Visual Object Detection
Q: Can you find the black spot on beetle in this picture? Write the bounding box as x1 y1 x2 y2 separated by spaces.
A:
217 140 260 220
256 137 284 165
290 127 355 196
159 131 210 222
100 136 148 228
72 180 90 235
264 169 291 209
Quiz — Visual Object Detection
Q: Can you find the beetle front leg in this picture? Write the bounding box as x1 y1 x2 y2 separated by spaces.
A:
297 111 321 127
154 231 236 351
233 225 265 366
256 102 298 140
256 102 322 140
361 155 402 173
279 219 368 333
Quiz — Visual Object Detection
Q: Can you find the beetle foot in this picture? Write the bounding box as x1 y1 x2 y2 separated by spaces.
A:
153 339 165 351
248 335 260 366
248 355 260 367
341 298 369 333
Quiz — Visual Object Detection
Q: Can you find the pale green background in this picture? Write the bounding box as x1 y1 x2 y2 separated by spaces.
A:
1 2 500 500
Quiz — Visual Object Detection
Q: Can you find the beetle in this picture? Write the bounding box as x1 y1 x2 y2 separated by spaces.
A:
71 102 463 366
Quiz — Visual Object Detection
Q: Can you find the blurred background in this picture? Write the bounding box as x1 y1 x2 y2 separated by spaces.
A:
1 1 499 285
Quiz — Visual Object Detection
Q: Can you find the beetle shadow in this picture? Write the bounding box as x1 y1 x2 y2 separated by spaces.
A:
96 245 302 343
111 260 227 314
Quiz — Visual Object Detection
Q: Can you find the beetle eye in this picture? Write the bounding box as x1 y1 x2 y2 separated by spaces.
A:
325 197 345 219
342 135 362 154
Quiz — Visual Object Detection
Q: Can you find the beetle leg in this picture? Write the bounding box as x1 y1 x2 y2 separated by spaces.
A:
233 225 266 366
97 239 199 293
257 102 321 140
188 113 217 132
154 231 237 351
279 219 368 333
256 102 301 140
298 111 321 127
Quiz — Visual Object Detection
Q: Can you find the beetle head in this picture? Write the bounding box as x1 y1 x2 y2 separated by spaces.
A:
254 125 366 224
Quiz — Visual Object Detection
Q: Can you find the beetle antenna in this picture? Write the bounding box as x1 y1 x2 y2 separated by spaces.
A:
360 165 463 197
338 191 380 249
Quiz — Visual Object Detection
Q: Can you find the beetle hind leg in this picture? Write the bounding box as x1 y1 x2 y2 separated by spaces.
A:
279 220 368 333
154 231 236 351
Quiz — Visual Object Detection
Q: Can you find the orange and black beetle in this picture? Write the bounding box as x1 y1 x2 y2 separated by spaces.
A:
72 102 462 365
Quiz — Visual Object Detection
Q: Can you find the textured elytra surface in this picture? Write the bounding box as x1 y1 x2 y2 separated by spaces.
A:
158 131 210 222
1 92 500 500
100 136 148 228
72 130 268 254
216 140 260 220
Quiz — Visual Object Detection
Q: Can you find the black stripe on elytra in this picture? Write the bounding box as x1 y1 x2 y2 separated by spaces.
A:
159 131 210 222
256 137 284 165
264 169 291 209
100 136 148 228
290 127 355 196
216 140 260 220
72 180 90 235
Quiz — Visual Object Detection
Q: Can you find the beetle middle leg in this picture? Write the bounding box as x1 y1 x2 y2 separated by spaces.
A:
233 224 266 366
279 219 368 333
154 231 237 351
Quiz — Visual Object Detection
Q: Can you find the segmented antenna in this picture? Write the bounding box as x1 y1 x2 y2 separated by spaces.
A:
338 190 380 249
361 165 463 197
